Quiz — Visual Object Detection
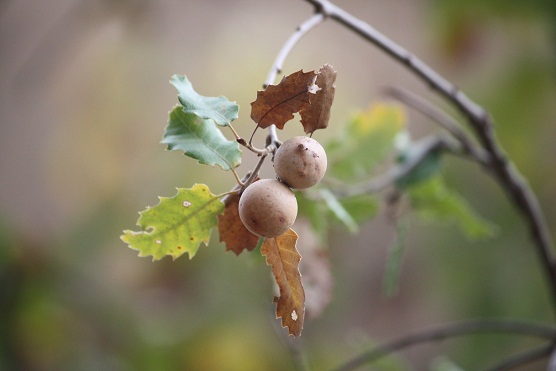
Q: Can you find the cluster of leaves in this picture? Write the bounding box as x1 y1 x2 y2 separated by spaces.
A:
122 65 336 337
121 65 496 337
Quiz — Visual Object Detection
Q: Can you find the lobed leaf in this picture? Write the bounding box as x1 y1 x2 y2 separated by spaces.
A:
250 70 316 130
120 184 225 260
162 106 241 170
408 176 498 239
338 194 379 223
261 229 305 337
170 74 239 127
300 64 337 134
217 191 260 255
297 189 379 240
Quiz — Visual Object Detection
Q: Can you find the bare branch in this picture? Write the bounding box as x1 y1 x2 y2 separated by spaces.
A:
303 0 556 312
332 134 459 198
484 343 554 371
242 153 268 192
332 319 556 371
384 86 489 165
264 12 325 88
305 0 485 122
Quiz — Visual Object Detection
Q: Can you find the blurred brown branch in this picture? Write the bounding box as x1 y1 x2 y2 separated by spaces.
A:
332 319 556 371
302 0 556 311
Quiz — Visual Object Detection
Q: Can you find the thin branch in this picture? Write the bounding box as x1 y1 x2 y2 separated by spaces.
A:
304 0 485 122
548 345 556 370
267 125 282 149
242 154 268 191
483 342 555 371
255 13 324 173
220 172 251 205
238 135 267 156
384 86 489 165
331 134 458 198
331 319 556 371
304 0 556 313
259 13 324 155
264 12 326 88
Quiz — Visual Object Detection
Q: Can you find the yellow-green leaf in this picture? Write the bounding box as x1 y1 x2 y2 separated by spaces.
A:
409 176 498 239
327 103 406 180
121 184 224 261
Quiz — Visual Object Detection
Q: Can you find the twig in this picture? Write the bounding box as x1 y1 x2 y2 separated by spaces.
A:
220 172 251 205
267 125 282 149
331 319 556 371
332 134 459 198
304 0 556 313
304 0 485 121
264 12 326 88
257 12 325 157
483 342 555 371
242 154 268 192
384 86 489 165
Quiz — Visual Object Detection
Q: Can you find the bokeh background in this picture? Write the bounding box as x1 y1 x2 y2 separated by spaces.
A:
1 0 556 369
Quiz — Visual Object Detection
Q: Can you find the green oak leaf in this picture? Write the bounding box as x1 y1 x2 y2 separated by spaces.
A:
408 176 498 239
339 193 379 223
162 106 241 170
121 184 225 260
319 188 359 233
170 74 239 127
297 188 378 239
296 191 329 244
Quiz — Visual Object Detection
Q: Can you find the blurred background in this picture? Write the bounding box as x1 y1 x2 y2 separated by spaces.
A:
1 0 555 369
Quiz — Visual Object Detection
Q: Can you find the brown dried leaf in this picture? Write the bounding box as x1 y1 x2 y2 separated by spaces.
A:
218 192 259 255
250 70 316 130
261 229 305 337
300 64 336 134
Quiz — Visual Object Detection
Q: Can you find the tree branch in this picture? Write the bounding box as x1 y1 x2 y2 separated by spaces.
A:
304 0 556 312
264 12 325 88
383 86 489 165
331 134 462 198
331 319 556 371
484 342 554 371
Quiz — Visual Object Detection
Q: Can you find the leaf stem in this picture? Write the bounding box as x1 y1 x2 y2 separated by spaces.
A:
228 122 242 141
229 167 244 187
215 189 240 200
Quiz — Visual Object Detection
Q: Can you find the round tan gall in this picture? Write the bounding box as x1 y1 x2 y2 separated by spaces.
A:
274 136 327 189
238 179 298 238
